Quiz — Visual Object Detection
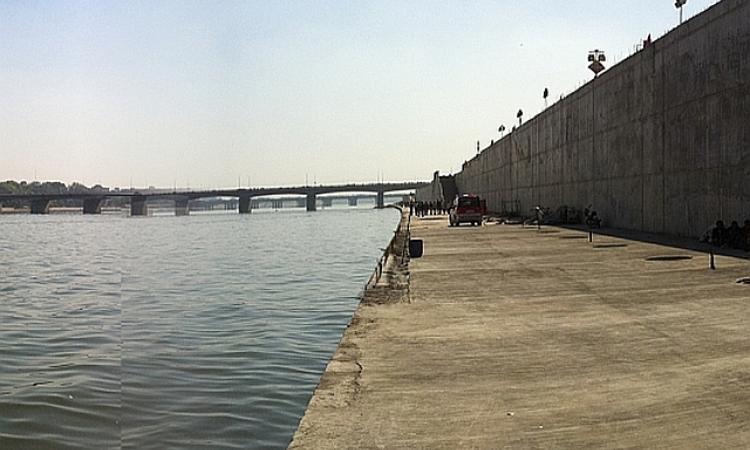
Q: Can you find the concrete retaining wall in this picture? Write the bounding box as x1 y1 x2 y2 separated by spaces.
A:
415 172 443 203
415 172 457 208
455 0 750 237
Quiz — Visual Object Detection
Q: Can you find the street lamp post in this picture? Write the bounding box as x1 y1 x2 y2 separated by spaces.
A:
675 0 687 24
588 49 606 77
587 49 606 215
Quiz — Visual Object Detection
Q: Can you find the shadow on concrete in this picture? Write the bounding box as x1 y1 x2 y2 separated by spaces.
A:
552 224 750 261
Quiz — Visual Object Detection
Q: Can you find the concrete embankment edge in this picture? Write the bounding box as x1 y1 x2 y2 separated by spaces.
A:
287 216 750 448
287 209 410 449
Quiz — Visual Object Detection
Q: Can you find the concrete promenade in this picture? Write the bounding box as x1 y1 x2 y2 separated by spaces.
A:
290 216 750 449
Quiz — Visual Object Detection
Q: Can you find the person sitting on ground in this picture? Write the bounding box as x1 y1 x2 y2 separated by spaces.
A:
727 221 743 249
584 206 601 228
741 220 750 251
710 220 727 247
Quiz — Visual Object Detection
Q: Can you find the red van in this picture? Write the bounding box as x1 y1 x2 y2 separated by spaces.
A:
449 195 483 227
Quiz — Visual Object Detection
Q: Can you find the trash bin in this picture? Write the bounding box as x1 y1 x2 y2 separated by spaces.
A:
409 239 423 258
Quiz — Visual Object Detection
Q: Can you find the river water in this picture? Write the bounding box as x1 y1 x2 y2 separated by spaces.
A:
0 206 399 449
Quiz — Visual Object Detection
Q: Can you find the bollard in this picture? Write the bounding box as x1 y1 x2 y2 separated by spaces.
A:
588 230 593 243
709 249 716 270
409 239 424 258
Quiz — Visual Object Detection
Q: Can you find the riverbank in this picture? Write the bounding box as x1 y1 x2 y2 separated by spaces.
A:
289 215 750 448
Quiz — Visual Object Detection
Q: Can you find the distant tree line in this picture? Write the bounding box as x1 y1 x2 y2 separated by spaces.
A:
0 180 116 208
0 180 110 195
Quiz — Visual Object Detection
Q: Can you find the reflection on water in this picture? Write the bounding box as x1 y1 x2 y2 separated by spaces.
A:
0 208 398 449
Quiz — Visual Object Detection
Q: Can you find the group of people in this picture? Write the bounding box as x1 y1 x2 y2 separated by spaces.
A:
410 201 448 217
583 205 602 228
702 220 750 250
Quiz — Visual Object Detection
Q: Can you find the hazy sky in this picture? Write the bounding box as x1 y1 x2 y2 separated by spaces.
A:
1 0 719 188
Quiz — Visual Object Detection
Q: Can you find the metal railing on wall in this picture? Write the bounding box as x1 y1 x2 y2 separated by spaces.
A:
371 207 410 287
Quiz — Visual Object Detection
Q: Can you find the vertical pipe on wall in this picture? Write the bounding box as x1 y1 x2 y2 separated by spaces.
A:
592 83 597 213
660 50 667 234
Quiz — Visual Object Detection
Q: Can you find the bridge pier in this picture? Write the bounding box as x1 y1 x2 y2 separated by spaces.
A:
130 196 148 216
30 198 50 214
175 197 190 216
348 197 357 207
83 198 104 214
306 194 317 212
376 191 385 209
239 195 252 214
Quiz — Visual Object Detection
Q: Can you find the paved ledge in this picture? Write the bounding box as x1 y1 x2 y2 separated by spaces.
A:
289 217 750 449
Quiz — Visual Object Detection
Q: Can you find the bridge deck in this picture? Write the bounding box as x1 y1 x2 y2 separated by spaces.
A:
0 182 427 202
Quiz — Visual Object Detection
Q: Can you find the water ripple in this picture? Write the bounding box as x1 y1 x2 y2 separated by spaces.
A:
0 208 398 449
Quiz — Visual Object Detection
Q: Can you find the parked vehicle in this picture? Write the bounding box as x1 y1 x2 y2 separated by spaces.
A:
449 195 483 227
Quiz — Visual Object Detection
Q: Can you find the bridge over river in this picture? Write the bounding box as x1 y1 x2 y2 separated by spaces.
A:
0 182 428 215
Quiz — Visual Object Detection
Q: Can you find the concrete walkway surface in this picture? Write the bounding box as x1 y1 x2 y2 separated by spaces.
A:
290 216 750 449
